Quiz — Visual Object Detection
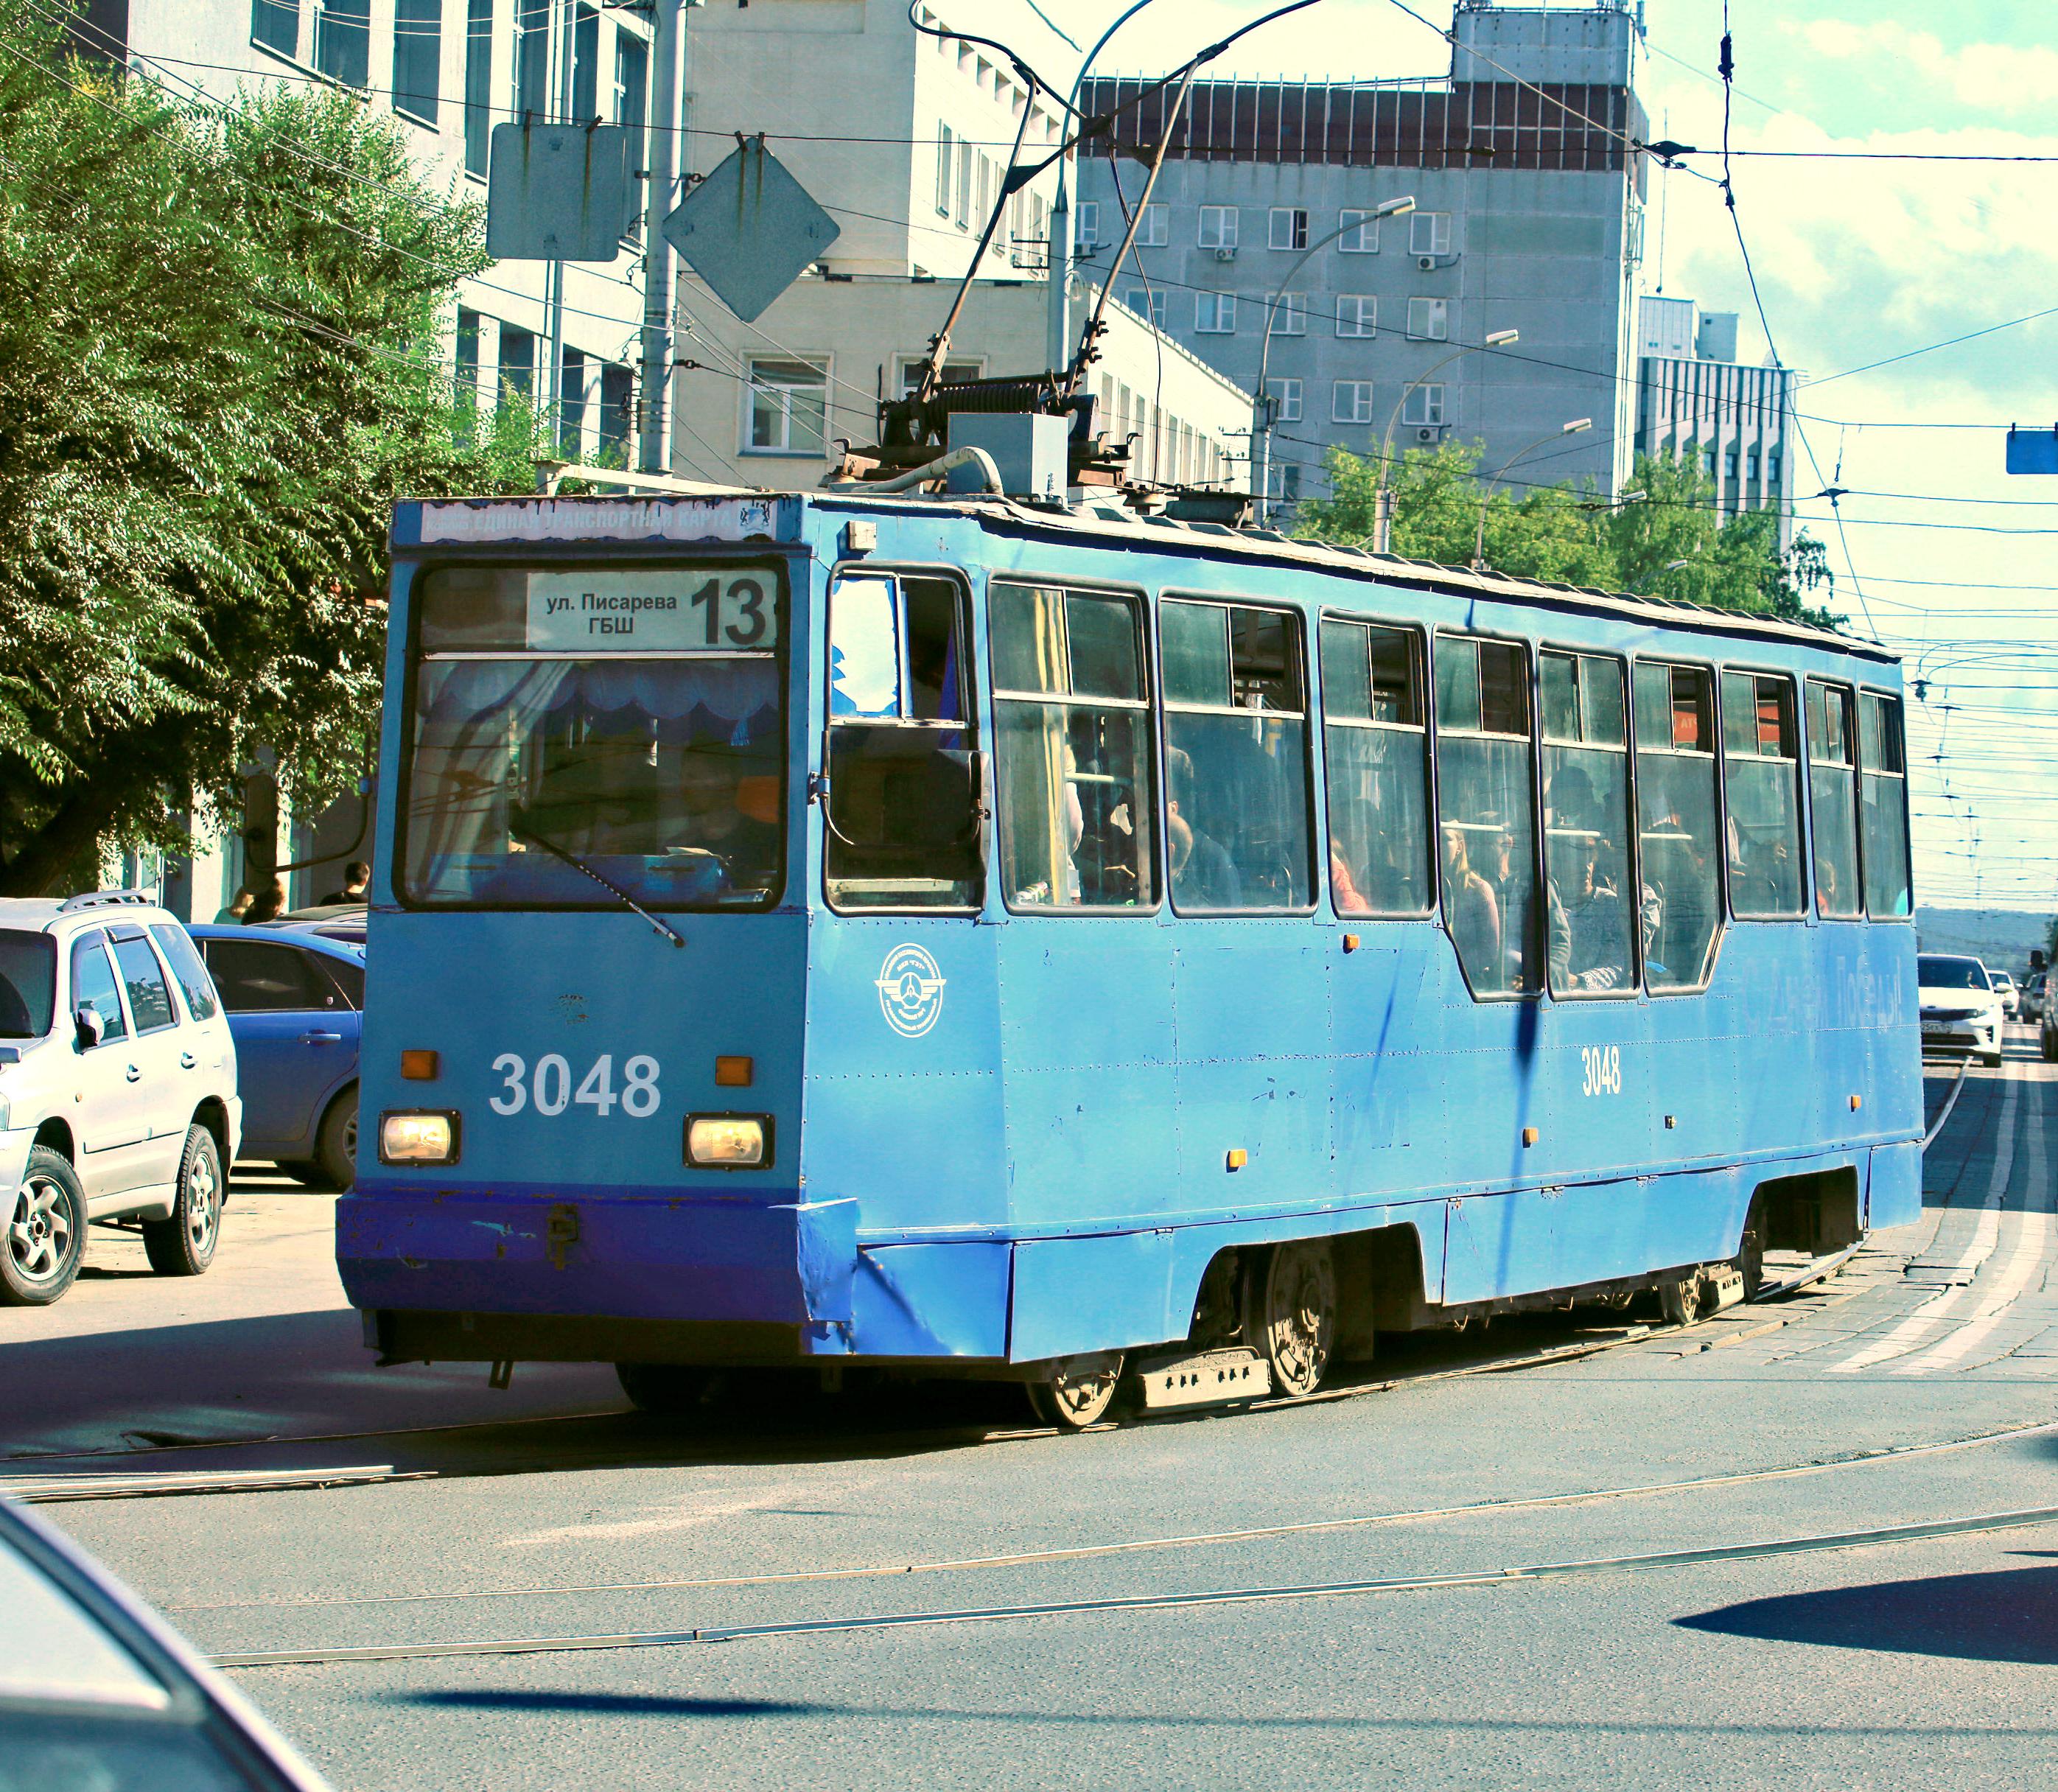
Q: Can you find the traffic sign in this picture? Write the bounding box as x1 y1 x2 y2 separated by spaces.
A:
2005 425 2058 475
661 139 839 323
486 124 634 262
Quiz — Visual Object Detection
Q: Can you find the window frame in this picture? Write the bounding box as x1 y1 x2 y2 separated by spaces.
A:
1410 210 1452 257
1197 204 1239 250
1334 295 1377 338
1331 380 1374 424
1718 661 1807 923
1269 206 1309 251
1804 676 1865 925
1406 296 1449 342
391 0 443 126
1194 292 1236 335
1135 203 1168 247
1267 293 1308 337
1401 383 1445 427
822 561 984 917
1124 287 1169 330
1157 592 1318 919
1536 643 1639 1002
1335 208 1382 253
1319 610 1435 920
1857 683 1914 923
987 575 1160 920
741 353 833 458
1432 629 1543 1003
1265 377 1303 423
1629 653 1728 995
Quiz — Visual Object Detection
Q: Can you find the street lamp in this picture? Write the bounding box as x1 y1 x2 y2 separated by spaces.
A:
1473 418 1591 571
1371 326 1519 553
1253 195 1415 523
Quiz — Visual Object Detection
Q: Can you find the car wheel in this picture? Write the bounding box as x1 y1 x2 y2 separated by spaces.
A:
278 1161 325 1189
315 1089 358 1193
2045 1032 2057 1064
142 1127 223 1277
1 1147 86 1306
1981 1051 2003 1069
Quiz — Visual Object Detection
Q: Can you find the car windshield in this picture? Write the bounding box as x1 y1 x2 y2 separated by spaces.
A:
1919 956 1989 991
0 930 56 1037
400 564 785 911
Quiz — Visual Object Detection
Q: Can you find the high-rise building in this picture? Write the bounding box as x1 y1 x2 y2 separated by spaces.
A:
1075 0 1648 517
1634 295 1795 549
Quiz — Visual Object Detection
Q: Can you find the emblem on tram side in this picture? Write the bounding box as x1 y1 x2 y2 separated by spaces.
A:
875 944 946 1039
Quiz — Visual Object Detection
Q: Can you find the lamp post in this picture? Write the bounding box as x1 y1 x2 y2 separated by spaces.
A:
1473 418 1591 571
1046 0 1160 375
1371 326 1519 553
1253 195 1415 524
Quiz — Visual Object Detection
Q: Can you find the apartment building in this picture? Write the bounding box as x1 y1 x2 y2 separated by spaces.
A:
671 0 1253 491
1075 0 1647 516
1634 295 1796 550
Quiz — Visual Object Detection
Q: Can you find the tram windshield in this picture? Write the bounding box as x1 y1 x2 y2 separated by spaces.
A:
399 564 785 909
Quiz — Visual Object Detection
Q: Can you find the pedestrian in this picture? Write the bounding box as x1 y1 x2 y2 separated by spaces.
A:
242 878 287 925
214 889 253 924
318 860 371 906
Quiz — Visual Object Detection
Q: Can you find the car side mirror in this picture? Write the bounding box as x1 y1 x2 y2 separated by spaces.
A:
74 1004 105 1049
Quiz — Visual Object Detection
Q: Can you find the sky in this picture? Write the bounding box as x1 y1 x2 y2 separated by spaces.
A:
981 0 2058 915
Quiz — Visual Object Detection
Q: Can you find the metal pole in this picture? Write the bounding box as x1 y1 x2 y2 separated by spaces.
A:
546 0 575 456
1373 327 1517 553
639 0 685 475
1474 419 1589 570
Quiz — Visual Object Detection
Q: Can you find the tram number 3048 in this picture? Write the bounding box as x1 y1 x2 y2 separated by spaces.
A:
1580 1045 1623 1096
489 1053 661 1118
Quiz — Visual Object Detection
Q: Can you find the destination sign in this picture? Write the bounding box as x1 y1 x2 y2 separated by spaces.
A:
524 570 778 652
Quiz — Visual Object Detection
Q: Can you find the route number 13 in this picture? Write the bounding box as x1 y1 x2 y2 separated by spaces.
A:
1581 1046 1623 1096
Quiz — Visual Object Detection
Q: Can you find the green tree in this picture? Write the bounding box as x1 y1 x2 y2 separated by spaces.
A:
0 5 547 895
1295 439 1837 627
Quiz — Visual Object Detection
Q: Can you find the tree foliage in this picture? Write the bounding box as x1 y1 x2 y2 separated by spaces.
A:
0 4 548 894
1295 440 1838 629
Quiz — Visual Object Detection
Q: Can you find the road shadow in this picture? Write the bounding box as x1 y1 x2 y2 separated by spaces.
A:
1676 1558 2058 1664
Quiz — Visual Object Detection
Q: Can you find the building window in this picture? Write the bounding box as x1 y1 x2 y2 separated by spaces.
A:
1068 199 1096 248
615 26 648 236
955 139 974 228
571 3 601 123
1336 208 1382 253
499 323 535 402
463 0 493 176
1136 203 1167 247
1402 383 1444 427
1768 447 1783 486
514 0 549 119
746 356 829 455
935 125 954 216
1124 287 1169 330
1332 380 1374 424
559 346 587 456
895 356 982 397
392 0 441 124
314 0 370 86
1406 297 1447 341
599 363 634 460
1194 292 1236 334
252 0 298 57
1268 293 1306 336
1723 449 1739 480
1266 377 1302 423
1746 449 1760 483
454 307 480 407
1278 464 1302 505
1702 448 1717 479
1410 211 1452 258
1197 205 1237 250
1335 295 1376 337
1269 206 1308 251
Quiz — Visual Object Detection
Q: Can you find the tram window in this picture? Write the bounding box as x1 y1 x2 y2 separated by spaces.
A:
1721 671 1805 918
1806 679 1862 918
1540 651 1634 997
1435 635 1540 995
1633 662 1722 991
824 572 981 911
1858 690 1911 919
990 583 1156 910
1319 619 1429 917
1160 601 1314 913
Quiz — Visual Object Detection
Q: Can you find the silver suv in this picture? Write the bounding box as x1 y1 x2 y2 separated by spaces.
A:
0 892 241 1306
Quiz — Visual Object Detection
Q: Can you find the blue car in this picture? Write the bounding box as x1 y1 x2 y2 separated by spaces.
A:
188 925 363 1189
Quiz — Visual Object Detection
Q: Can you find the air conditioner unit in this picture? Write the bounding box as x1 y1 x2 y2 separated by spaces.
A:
1416 254 1437 272
1214 246 1238 262
1415 426 1439 442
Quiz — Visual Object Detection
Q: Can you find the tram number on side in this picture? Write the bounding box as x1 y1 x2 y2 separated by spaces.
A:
1580 1045 1623 1097
488 1053 661 1119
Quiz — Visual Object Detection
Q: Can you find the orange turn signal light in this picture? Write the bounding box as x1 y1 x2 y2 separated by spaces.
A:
1225 1148 1248 1171
715 1055 755 1088
1522 1127 1540 1147
401 1050 439 1082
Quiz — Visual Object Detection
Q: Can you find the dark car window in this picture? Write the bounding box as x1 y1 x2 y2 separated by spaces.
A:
148 925 219 1023
69 934 129 1043
318 956 365 1009
111 936 178 1034
1918 956 1989 991
202 939 342 1013
0 930 55 1038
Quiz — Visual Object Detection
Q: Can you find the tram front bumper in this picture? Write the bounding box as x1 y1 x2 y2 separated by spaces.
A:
337 1186 858 1348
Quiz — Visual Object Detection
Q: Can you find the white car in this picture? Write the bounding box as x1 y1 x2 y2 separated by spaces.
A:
0 892 242 1306
1917 953 2004 1069
1992 972 2018 1018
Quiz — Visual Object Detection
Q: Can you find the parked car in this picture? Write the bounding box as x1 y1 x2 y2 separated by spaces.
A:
1917 953 2004 1068
2022 972 2046 1025
0 892 240 1306
0 1497 329 1790
189 925 363 1191
1992 971 2019 1018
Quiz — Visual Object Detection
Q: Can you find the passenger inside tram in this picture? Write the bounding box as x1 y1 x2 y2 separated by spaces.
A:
1441 822 1501 984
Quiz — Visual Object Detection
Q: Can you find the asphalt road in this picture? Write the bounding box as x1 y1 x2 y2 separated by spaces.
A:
10 1035 2057 1791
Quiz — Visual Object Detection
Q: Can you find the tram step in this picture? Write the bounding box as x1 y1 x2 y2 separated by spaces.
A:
1705 1264 1746 1313
1135 1347 1274 1412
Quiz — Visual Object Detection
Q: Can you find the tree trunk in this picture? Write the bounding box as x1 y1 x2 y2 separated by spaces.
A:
0 785 125 897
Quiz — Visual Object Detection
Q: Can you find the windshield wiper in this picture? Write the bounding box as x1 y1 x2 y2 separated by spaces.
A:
509 815 687 951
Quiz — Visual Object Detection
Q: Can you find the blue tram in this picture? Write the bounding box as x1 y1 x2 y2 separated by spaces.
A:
340 487 1920 1424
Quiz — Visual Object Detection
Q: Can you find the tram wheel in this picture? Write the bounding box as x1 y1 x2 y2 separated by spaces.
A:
1658 1269 1705 1328
1245 1240 1337 1399
1024 1355 1123 1429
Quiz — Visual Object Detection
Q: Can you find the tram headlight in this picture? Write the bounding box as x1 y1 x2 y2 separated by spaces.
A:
379 1110 458 1165
685 1114 771 1169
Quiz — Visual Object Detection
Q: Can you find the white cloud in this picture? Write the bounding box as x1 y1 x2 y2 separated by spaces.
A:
1797 21 2058 113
